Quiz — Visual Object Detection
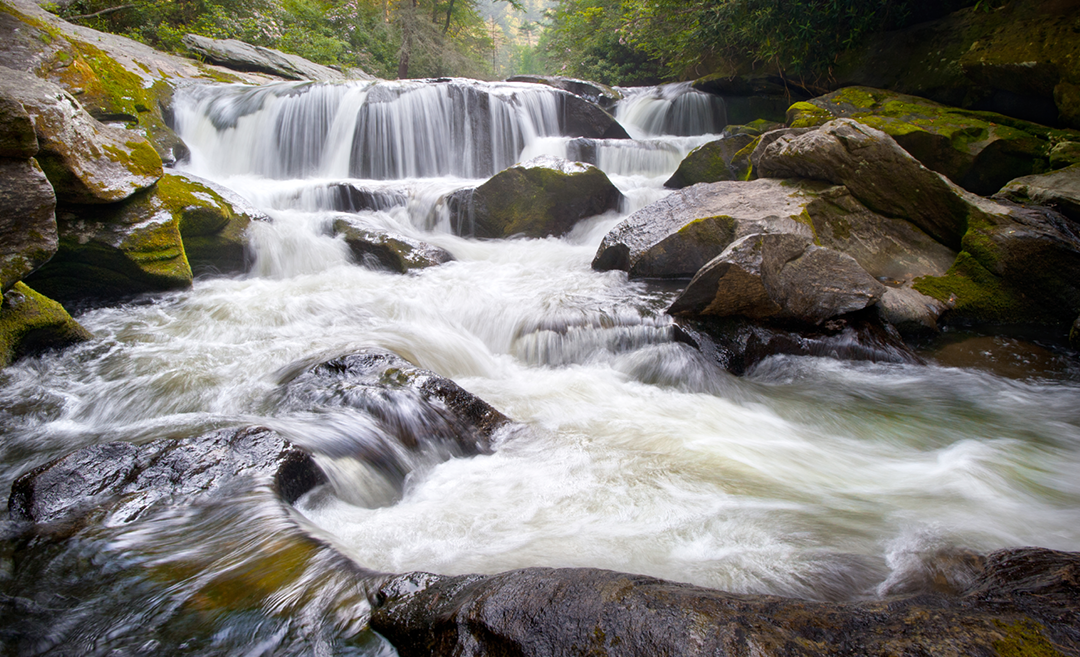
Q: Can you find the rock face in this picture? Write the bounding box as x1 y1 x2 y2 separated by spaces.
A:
333 217 453 273
668 233 886 325
369 548 1080 657
0 66 162 204
997 164 1080 223
786 87 1071 196
181 34 353 82
664 133 755 188
7 426 325 525
454 157 622 239
0 158 57 292
0 282 91 367
506 75 621 110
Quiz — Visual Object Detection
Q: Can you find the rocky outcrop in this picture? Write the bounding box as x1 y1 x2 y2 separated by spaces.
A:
181 34 354 82
507 75 621 110
997 164 1080 223
668 233 886 325
369 548 1080 657
787 87 1075 196
453 157 622 239
664 133 755 188
8 425 324 525
0 66 161 204
0 282 90 367
0 158 57 292
333 218 453 274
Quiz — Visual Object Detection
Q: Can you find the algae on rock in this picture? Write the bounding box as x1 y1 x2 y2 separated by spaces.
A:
0 281 90 367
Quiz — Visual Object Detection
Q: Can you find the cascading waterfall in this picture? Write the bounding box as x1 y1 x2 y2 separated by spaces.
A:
2 75 1079 655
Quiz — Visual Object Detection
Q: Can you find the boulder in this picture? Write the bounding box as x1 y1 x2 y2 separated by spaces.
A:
0 94 38 158
668 233 886 326
757 118 975 249
453 156 622 239
332 218 453 273
166 172 263 274
0 158 57 292
1050 141 1080 169
369 548 1080 657
592 179 816 279
663 133 755 188
876 287 950 336
0 282 90 368
506 75 621 110
996 164 1080 223
8 425 326 525
786 87 1075 196
722 119 785 137
0 66 161 204
558 93 630 140
180 33 353 82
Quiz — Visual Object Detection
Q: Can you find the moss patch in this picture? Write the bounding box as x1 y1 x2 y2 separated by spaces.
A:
0 282 91 367
913 251 1045 324
993 619 1064 657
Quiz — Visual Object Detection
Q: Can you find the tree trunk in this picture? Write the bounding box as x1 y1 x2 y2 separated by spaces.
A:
443 0 455 33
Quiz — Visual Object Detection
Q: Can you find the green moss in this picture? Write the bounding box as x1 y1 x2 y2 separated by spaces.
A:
0 282 91 367
675 215 737 249
913 251 1040 324
992 619 1064 657
786 101 831 129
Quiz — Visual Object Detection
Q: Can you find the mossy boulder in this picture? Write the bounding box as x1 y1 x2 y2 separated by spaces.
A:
996 164 1080 223
0 281 90 367
332 217 453 274
664 133 755 189
1049 141 1080 169
0 66 161 204
788 87 1078 196
0 158 57 292
165 172 262 274
454 156 622 239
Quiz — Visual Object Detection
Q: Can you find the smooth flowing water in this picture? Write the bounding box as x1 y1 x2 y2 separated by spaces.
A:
2 80 1079 654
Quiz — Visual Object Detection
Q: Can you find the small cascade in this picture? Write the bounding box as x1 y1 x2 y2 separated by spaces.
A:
615 82 727 138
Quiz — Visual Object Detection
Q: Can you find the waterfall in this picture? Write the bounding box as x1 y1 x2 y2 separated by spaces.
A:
615 82 727 138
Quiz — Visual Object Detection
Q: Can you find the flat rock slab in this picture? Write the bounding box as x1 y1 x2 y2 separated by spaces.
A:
181 33 353 82
369 547 1080 657
8 426 325 526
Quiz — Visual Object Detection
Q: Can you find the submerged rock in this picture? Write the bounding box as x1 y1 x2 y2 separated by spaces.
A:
8 426 325 526
0 282 90 368
369 548 1080 657
332 217 453 273
453 156 622 239
663 133 756 188
997 164 1080 223
0 158 57 292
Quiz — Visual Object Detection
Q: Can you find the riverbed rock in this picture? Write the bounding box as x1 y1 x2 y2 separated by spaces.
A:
181 33 351 82
996 164 1080 223
453 156 622 239
0 282 90 368
876 286 950 336
332 217 453 273
557 93 630 140
506 75 621 110
0 158 57 293
166 172 263 274
668 233 886 326
664 133 755 188
0 66 161 204
369 547 1080 657
786 87 1074 196
8 425 324 526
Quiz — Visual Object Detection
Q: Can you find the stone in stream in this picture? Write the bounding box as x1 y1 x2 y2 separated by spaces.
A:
333 217 454 274
506 75 622 110
663 133 756 188
8 426 326 526
368 547 1080 657
451 156 622 239
166 172 265 275
0 282 91 368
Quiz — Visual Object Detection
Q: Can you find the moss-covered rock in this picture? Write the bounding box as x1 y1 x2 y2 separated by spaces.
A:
1049 141 1080 169
0 281 90 367
164 172 261 274
997 164 1080 222
0 157 57 292
0 66 162 204
664 133 755 189
332 217 453 274
456 156 622 239
788 87 1079 195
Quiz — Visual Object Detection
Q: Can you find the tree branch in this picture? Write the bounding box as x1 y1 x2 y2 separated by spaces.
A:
65 4 136 21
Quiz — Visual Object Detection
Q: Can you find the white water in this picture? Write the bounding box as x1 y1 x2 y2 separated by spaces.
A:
2 79 1080 651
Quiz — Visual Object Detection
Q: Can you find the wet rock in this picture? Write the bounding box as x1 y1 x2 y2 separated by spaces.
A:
1071 315 1080 349
668 233 886 326
722 119 785 138
454 156 622 239
0 282 91 368
332 217 453 273
787 87 1070 196
166 172 264 274
181 34 350 81
876 286 949 336
506 75 621 110
691 70 811 125
664 133 755 188
997 164 1080 223
557 93 630 140
370 547 1080 657
592 179 817 279
758 118 976 249
320 183 408 213
0 158 57 293
7 426 325 526
0 66 161 204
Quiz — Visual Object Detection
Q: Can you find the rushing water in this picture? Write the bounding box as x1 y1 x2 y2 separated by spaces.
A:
2 80 1080 654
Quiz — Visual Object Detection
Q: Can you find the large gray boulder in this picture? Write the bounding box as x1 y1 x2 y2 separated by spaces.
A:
0 66 161 204
0 158 57 293
668 233 886 325
181 34 356 82
756 119 973 249
454 156 622 239
996 164 1080 223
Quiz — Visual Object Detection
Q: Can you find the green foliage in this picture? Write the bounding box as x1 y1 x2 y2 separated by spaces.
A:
537 0 660 85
